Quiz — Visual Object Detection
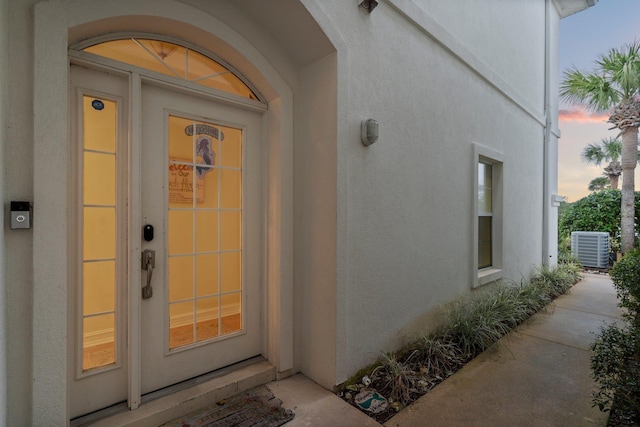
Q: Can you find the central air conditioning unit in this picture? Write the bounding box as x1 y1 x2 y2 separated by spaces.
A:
571 231 610 269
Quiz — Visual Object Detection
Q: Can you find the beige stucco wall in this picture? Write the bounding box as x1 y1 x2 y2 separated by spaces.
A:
412 0 546 109
0 0 7 425
5 0 34 424
294 52 338 387
1 0 571 423
299 0 551 383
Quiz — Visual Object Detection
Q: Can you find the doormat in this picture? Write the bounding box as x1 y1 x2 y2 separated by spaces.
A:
161 386 294 427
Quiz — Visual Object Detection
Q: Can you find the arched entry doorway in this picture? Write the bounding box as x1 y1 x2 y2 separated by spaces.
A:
33 2 295 424
68 36 265 418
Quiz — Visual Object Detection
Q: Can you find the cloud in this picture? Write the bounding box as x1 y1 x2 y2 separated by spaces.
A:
558 108 610 124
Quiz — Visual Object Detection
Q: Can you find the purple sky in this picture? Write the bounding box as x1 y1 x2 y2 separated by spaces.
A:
558 0 640 201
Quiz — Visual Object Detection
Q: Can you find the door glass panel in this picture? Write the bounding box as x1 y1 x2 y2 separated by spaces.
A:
167 117 244 349
195 211 218 252
83 261 116 315
220 211 241 250
220 127 242 168
84 152 116 205
169 302 194 349
220 252 242 293
198 168 219 209
83 207 116 260
196 254 219 297
169 115 195 162
83 314 115 371
196 297 220 340
83 97 116 152
168 210 194 255
81 95 119 371
221 293 242 335
168 256 195 302
220 169 241 209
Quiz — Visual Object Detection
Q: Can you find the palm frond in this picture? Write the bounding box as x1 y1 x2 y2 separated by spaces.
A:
560 69 620 111
596 42 640 99
581 142 605 165
601 137 622 161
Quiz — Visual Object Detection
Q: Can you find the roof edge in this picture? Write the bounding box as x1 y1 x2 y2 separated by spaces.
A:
553 0 598 18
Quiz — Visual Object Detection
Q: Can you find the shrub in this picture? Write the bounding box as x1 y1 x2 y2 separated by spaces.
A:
591 251 640 424
341 263 581 423
558 190 640 252
414 336 465 377
372 351 421 406
530 264 578 299
440 285 522 358
558 190 623 248
591 324 640 424
609 249 640 325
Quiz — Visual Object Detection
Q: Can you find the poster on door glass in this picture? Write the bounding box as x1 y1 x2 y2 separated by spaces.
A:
168 162 204 204
168 136 216 204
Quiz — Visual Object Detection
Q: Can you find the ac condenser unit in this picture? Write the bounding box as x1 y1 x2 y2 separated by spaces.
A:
571 231 610 269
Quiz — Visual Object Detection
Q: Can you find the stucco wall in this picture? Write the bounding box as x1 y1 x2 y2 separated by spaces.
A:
410 0 546 109
294 53 338 387
0 0 8 424
5 1 34 424
305 0 551 383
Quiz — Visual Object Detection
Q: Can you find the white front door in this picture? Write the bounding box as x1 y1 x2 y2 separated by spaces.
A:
139 82 262 393
69 65 263 418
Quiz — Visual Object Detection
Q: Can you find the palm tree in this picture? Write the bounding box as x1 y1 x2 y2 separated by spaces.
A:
581 137 622 189
588 176 611 192
561 43 640 253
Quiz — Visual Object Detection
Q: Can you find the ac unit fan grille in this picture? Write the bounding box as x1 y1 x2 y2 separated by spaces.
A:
571 231 610 269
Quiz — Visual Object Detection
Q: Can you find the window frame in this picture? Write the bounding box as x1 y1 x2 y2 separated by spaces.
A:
472 143 503 288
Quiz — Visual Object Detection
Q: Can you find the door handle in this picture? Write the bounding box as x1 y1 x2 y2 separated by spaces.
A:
141 249 155 299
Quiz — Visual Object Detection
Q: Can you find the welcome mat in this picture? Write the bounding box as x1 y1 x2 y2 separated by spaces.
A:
161 386 294 427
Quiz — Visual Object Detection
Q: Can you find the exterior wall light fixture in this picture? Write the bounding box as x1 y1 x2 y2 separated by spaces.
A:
361 119 379 146
359 0 378 13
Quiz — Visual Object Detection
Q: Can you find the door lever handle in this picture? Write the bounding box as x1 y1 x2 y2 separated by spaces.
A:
142 249 155 299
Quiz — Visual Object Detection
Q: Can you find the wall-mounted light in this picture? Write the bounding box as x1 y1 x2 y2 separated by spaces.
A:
361 119 379 146
551 194 565 207
359 0 378 13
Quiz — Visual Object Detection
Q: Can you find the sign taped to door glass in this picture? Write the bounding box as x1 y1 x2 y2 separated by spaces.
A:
195 136 216 179
169 160 205 204
169 125 220 204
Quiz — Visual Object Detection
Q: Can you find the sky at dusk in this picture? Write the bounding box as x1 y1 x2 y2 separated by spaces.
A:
558 0 640 202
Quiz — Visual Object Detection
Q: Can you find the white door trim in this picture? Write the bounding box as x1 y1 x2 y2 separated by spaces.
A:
69 62 264 417
129 71 143 410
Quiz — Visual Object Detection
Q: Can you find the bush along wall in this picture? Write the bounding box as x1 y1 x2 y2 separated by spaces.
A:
558 189 640 254
591 250 640 426
338 261 583 424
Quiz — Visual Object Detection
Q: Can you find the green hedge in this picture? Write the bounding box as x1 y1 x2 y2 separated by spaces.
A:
591 251 640 425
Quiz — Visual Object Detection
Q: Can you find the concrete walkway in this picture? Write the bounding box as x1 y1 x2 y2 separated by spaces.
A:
268 273 623 427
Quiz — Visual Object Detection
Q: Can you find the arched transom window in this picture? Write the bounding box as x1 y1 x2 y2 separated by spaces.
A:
82 38 259 101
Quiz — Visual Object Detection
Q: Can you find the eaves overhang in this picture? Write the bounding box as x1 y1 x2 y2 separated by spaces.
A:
553 0 598 18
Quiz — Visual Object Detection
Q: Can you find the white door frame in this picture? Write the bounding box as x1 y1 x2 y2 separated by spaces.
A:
33 1 294 423
69 65 264 416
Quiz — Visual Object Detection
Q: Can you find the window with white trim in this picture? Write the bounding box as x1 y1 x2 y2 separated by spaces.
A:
473 144 503 287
